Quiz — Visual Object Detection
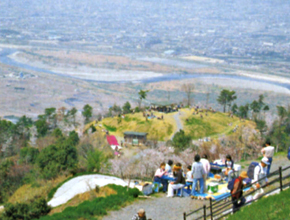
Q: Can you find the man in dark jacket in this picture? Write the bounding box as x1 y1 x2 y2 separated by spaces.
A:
231 171 248 213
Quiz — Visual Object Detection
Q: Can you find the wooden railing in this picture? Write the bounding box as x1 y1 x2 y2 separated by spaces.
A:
183 165 290 220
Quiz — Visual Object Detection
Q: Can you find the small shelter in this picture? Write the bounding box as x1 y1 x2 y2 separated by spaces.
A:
123 131 147 145
150 101 177 113
106 135 121 150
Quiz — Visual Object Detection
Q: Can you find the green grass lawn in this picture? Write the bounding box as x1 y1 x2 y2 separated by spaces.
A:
97 109 254 141
181 110 245 139
99 112 176 141
227 187 290 220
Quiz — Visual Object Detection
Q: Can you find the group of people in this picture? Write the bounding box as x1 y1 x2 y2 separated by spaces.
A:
153 154 211 198
132 142 274 219
153 140 275 203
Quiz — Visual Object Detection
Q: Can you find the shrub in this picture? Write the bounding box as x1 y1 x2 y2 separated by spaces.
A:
86 149 110 173
89 125 97 133
36 140 78 179
1 198 51 220
134 107 140 113
172 129 191 151
95 185 100 194
127 188 141 198
103 124 117 132
20 147 39 164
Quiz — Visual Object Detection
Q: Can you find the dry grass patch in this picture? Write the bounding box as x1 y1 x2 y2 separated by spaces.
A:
49 186 117 215
8 175 69 204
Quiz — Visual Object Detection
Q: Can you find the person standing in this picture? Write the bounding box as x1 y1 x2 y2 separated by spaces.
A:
167 163 185 197
132 209 147 220
261 141 275 175
252 157 269 186
185 165 193 189
191 154 205 199
231 171 248 213
251 157 269 199
200 154 210 193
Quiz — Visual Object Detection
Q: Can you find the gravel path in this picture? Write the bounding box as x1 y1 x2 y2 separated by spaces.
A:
171 112 184 140
102 193 206 220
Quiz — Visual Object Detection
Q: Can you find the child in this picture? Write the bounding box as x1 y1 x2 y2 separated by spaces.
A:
185 165 193 189
223 155 234 181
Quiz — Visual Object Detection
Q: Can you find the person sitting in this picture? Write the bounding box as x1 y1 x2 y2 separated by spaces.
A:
223 155 235 181
185 165 193 189
165 159 173 174
167 163 185 197
132 209 147 220
153 162 175 193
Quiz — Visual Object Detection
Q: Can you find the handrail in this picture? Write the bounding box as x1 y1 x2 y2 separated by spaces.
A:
183 165 290 220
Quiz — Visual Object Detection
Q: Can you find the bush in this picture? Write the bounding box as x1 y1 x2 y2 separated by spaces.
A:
86 149 109 173
2 198 51 220
36 139 78 179
20 147 39 164
134 107 140 113
127 188 141 198
103 124 117 132
90 125 97 133
95 185 100 193
172 129 191 151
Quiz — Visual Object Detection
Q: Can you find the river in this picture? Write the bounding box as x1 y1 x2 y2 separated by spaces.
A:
1 48 290 91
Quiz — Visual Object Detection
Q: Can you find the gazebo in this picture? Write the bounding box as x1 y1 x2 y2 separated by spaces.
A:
123 131 148 145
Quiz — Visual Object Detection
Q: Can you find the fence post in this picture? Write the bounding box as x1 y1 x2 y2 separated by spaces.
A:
203 205 206 220
210 198 213 220
279 166 283 192
183 212 186 220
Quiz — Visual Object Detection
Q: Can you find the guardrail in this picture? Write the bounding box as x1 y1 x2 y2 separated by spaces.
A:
183 165 290 220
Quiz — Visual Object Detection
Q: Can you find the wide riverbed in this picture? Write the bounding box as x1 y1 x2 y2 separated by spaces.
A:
1 48 290 92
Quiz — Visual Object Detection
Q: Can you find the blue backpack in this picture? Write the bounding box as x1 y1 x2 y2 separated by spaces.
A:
287 146 290 160
247 162 260 180
227 178 237 191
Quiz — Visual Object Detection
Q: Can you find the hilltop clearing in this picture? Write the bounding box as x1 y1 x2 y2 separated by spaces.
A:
96 112 176 141
95 109 251 141
180 108 255 139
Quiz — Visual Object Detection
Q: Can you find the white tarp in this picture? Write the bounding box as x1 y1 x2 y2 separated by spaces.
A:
48 174 130 207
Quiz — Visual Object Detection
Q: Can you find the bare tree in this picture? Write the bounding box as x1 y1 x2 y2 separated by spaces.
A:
182 84 195 107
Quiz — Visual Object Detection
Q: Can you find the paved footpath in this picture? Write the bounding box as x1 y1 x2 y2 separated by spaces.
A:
102 194 206 220
102 155 290 220
171 112 184 140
